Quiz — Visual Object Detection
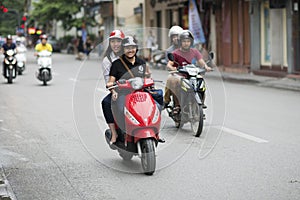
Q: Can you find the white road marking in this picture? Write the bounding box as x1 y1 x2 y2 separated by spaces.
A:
217 126 269 143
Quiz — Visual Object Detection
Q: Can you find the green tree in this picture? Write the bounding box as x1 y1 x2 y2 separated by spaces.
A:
0 0 25 35
31 0 96 33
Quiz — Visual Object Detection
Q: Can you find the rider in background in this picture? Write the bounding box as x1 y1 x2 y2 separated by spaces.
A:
163 25 183 109
34 34 53 55
1 35 17 75
164 30 212 113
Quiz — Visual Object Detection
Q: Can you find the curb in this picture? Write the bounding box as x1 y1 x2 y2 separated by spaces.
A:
206 73 300 92
0 166 16 200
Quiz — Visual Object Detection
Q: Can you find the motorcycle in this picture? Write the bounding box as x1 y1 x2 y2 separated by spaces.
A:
15 45 27 75
36 50 52 85
165 52 214 137
152 50 167 70
3 49 17 84
105 77 162 175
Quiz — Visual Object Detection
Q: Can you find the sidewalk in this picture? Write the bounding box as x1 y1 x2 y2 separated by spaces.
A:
206 70 300 92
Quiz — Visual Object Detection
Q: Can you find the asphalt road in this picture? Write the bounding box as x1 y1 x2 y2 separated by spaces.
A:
0 50 299 200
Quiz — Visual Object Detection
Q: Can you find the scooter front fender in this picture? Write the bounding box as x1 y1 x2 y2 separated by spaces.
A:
134 128 157 143
194 92 202 105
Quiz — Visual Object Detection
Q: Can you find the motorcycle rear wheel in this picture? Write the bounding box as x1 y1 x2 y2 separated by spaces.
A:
190 103 204 137
140 139 156 175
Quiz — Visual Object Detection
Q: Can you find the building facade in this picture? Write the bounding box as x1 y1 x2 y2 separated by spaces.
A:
144 0 300 76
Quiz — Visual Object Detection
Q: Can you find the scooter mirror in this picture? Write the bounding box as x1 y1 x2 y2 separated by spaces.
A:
167 53 174 61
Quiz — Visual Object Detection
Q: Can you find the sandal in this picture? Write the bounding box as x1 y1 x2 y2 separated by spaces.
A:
173 106 180 114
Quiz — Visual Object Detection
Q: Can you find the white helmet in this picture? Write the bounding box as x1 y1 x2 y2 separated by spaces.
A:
122 36 137 47
168 25 183 38
109 30 125 40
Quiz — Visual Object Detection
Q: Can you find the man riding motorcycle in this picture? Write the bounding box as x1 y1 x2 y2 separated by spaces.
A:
1 35 17 75
164 30 212 113
34 34 53 54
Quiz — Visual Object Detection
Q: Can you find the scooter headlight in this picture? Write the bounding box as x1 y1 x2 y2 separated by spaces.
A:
124 107 140 125
17 62 24 67
130 77 143 90
152 106 160 124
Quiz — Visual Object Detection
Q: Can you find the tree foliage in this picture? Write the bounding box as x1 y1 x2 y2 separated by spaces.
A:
31 0 95 31
0 0 25 35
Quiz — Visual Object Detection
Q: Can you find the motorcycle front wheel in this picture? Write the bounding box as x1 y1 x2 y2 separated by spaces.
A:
190 102 204 137
7 69 13 84
42 71 48 86
140 139 156 175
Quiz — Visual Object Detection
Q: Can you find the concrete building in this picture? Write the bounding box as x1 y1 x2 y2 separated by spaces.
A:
144 0 300 76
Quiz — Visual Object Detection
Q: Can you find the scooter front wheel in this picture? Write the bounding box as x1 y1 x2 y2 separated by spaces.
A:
190 103 204 137
7 69 13 84
140 139 156 175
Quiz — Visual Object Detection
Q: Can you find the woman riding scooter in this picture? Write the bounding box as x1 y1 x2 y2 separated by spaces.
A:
106 36 162 146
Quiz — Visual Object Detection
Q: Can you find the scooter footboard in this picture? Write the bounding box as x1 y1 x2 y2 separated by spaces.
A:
133 128 157 143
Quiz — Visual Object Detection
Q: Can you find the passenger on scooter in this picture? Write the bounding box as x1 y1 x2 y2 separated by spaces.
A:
16 38 26 49
106 36 162 145
101 30 125 145
165 25 183 58
1 35 17 75
164 25 183 109
164 30 212 113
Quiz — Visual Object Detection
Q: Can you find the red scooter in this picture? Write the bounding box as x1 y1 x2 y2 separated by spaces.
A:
105 77 162 175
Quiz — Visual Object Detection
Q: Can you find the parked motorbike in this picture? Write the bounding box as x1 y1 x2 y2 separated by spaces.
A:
15 46 27 75
36 50 52 85
105 77 162 175
3 49 17 84
152 50 167 70
165 52 214 137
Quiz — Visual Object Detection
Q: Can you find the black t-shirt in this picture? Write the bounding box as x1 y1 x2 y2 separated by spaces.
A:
2 43 16 52
109 54 146 81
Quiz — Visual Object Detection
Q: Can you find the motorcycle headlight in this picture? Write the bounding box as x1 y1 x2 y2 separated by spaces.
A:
17 62 24 67
124 107 140 125
130 77 143 90
152 106 160 124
